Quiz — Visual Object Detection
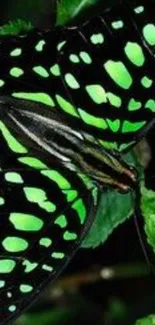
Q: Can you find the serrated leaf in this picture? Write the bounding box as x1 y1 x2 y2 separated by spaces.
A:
82 151 142 248
0 19 33 36
56 0 98 25
134 315 155 325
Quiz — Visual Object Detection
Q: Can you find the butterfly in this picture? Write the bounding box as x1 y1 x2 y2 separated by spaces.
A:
0 0 155 323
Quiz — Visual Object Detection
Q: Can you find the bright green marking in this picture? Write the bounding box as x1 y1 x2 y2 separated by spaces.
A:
90 33 104 44
55 215 68 228
56 94 79 117
63 189 78 202
50 64 61 76
112 20 124 29
79 51 92 64
10 67 24 77
143 24 155 46
122 121 146 133
63 231 77 241
145 99 155 112
18 157 46 169
35 40 46 52
41 170 71 189
42 264 53 272
8 305 16 312
24 187 56 212
78 108 107 129
20 284 33 293
2 237 28 252
39 238 52 247
33 66 49 78
65 73 80 89
23 260 38 273
104 60 133 89
0 281 5 288
13 92 55 107
107 92 122 107
86 85 107 104
57 40 66 51
0 260 16 273
69 54 80 63
106 119 120 132
0 121 27 153
52 252 65 259
10 48 22 56
0 79 5 87
72 198 86 224
0 197 5 205
128 98 142 111
124 42 145 66
99 139 118 151
5 172 23 184
134 6 144 14
10 212 43 232
141 76 153 88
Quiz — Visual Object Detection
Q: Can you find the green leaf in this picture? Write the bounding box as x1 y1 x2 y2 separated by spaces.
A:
17 308 72 325
140 183 155 252
82 151 142 248
0 20 33 36
56 0 98 25
134 315 155 325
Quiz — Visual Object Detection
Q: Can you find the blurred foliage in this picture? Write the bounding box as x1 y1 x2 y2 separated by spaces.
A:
134 315 155 325
0 20 33 36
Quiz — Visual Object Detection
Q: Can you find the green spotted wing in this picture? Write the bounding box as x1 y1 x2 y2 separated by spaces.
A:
0 97 98 324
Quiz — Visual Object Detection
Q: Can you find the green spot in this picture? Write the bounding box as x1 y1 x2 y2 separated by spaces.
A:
79 51 92 64
134 6 144 14
143 24 155 46
124 42 145 66
10 67 24 77
0 79 5 87
2 237 28 252
20 284 33 293
141 76 153 88
55 215 68 228
41 170 71 190
112 20 124 29
0 121 27 153
39 238 52 247
63 189 78 202
10 212 44 232
90 33 104 44
50 64 61 76
122 121 146 133
69 54 80 63
10 48 22 56
104 60 133 89
42 264 53 272
0 259 16 273
5 172 23 183
57 41 66 51
33 66 49 78
0 197 5 205
145 99 155 112
24 187 56 212
86 85 107 104
78 108 107 129
35 40 46 52
106 119 120 132
23 260 38 273
107 92 122 107
72 198 86 224
8 305 16 312
13 92 55 107
52 252 65 259
63 231 77 241
65 73 80 89
56 94 79 117
128 98 142 111
0 280 5 288
18 157 46 169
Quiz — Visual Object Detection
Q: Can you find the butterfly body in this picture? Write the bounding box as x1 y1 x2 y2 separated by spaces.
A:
0 0 154 323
